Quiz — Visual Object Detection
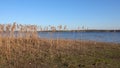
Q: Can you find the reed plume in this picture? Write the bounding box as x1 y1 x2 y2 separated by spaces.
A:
11 22 16 38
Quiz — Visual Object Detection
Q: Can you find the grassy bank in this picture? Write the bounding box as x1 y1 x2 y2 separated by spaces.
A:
0 23 120 68
0 37 120 68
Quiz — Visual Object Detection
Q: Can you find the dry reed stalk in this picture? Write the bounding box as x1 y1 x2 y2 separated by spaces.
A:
26 25 31 39
18 25 21 38
57 25 62 30
64 25 67 30
0 24 4 44
50 26 56 32
39 26 42 31
11 22 16 38
3 24 12 61
6 24 11 38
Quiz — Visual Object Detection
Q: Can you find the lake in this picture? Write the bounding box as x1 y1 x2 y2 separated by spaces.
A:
38 32 120 43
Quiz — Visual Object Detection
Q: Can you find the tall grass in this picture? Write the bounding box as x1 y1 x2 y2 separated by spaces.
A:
0 23 120 68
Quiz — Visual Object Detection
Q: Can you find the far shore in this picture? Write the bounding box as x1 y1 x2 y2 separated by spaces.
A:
38 29 120 32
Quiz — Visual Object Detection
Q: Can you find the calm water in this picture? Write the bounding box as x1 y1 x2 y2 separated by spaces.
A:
38 32 120 43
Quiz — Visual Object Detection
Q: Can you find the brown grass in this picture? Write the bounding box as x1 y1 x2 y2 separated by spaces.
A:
0 23 120 68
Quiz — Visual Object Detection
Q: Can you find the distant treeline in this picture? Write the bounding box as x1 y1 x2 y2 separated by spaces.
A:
39 30 120 32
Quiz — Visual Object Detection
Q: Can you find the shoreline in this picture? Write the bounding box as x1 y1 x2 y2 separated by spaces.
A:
37 30 120 32
39 37 120 44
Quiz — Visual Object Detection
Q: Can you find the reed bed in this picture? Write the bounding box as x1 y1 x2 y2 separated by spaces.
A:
0 23 120 68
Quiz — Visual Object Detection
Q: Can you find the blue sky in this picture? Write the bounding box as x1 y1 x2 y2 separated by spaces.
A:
0 0 120 29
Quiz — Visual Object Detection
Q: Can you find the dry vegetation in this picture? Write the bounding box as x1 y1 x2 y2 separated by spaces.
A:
0 23 120 68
